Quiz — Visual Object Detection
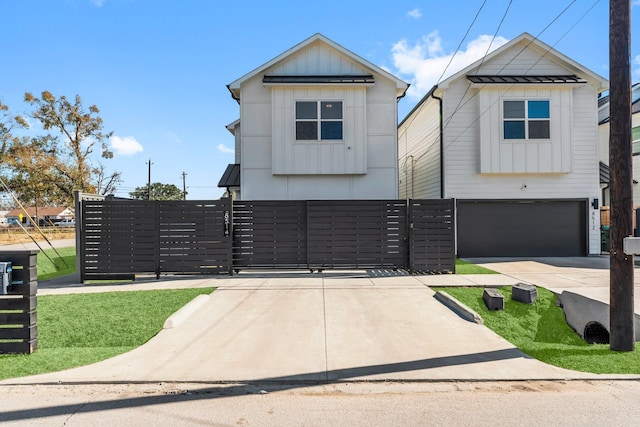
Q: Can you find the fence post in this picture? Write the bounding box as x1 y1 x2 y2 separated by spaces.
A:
74 190 84 282
407 199 414 274
154 201 160 279
227 198 234 276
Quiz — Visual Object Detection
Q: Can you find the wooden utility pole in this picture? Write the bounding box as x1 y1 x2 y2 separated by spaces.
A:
609 0 634 351
146 159 153 200
181 171 187 200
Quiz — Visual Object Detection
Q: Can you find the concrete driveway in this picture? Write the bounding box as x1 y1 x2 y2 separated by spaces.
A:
465 256 640 310
4 267 635 386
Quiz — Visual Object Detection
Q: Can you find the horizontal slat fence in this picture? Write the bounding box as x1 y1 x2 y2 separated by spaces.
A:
0 250 38 354
79 197 455 279
81 199 231 280
409 199 455 273
233 201 307 269
307 200 408 269
158 201 231 274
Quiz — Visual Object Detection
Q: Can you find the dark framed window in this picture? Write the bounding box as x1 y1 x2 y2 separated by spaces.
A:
503 100 550 140
295 101 343 141
633 126 640 156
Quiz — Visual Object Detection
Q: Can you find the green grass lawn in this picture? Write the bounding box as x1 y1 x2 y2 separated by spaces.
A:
37 246 76 281
455 259 497 274
434 286 640 374
0 288 215 380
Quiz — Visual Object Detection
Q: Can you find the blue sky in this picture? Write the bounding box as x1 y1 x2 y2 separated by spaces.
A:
1 0 639 200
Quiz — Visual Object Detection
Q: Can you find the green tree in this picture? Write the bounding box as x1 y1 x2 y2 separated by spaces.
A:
0 100 28 168
16 91 120 205
129 182 184 201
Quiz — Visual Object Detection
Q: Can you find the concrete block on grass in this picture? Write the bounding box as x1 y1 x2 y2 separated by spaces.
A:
482 288 504 311
512 283 537 304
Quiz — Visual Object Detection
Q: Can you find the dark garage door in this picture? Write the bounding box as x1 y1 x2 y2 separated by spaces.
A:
457 200 587 257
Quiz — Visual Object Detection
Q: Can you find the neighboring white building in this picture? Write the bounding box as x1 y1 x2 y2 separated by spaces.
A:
597 82 640 207
398 33 607 257
218 33 409 200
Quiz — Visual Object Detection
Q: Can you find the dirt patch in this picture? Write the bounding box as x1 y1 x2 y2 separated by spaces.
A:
0 227 75 245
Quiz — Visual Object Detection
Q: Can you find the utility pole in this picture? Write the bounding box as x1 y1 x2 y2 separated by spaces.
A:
609 0 634 351
146 159 153 200
181 171 187 200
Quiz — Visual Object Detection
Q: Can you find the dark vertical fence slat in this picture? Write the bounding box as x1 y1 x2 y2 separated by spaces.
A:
409 199 455 273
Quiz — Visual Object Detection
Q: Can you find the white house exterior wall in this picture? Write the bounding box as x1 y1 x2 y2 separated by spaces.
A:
398 96 441 199
238 40 400 200
441 79 600 254
399 35 604 255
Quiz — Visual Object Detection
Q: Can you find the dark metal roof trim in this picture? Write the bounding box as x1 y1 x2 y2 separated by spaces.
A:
263 75 375 84
467 75 588 84
600 161 610 184
217 163 240 188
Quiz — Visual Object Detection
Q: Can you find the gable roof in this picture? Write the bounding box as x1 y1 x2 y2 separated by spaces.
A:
401 33 609 127
227 33 408 101
439 32 608 91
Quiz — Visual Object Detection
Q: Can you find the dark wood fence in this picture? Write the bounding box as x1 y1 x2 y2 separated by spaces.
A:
307 200 408 269
0 250 38 354
81 199 231 281
78 198 454 280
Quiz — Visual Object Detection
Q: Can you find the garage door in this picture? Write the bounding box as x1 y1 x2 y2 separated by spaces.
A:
457 200 587 257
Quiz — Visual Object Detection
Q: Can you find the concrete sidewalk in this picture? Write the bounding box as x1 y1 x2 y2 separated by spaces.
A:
4 268 637 385
466 256 640 311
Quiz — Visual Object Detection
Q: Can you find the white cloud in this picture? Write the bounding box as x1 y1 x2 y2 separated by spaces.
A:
110 135 144 156
392 32 509 99
217 144 234 154
90 0 105 7
407 8 422 19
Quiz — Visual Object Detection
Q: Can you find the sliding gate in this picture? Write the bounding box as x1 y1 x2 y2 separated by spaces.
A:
79 198 454 280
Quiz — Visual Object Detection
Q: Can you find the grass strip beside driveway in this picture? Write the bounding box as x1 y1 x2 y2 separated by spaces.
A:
434 286 640 374
0 288 215 380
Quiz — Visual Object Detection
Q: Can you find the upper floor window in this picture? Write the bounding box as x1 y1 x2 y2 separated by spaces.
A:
633 126 640 155
503 100 550 140
295 101 343 141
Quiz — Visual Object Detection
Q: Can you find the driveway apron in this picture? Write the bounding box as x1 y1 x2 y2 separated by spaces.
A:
3 270 607 385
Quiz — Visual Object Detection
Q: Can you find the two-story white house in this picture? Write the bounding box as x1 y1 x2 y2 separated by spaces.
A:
218 33 409 200
597 82 640 207
398 33 608 257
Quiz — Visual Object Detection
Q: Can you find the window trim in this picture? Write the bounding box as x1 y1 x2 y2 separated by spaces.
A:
295 100 344 142
502 99 551 141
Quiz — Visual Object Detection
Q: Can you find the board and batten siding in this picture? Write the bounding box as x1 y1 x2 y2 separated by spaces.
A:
398 34 604 254
479 87 572 174
272 87 367 175
441 77 600 253
238 39 400 200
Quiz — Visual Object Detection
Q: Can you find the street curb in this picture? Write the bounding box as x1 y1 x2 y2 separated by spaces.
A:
434 291 484 325
163 294 210 329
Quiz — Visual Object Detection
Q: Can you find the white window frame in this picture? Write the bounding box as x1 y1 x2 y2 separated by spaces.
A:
295 100 344 142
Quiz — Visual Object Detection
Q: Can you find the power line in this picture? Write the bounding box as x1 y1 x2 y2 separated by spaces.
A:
435 0 488 86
